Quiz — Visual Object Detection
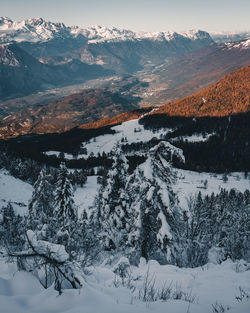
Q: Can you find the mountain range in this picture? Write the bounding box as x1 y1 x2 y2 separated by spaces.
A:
0 17 249 104
210 31 250 44
0 17 218 101
0 17 212 44
0 17 249 146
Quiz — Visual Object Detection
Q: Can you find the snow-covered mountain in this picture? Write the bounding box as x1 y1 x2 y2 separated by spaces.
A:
224 38 250 50
0 17 217 100
72 25 211 44
210 30 250 43
0 17 72 43
0 17 212 45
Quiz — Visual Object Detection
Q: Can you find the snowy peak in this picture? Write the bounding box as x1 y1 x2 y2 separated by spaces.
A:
225 38 250 50
210 30 250 43
0 17 13 29
72 25 136 43
180 29 212 40
73 26 212 44
0 17 213 45
0 17 71 43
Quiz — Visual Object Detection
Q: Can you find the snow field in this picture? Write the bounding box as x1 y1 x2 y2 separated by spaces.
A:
174 170 250 210
0 169 33 215
74 176 99 218
0 257 249 313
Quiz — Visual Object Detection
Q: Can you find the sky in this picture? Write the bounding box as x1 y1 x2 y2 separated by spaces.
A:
1 0 250 32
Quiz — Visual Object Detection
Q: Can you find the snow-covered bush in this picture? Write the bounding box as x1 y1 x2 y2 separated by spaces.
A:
10 230 83 293
208 247 226 264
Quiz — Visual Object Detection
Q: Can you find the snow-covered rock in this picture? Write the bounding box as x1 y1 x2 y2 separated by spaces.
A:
208 246 226 264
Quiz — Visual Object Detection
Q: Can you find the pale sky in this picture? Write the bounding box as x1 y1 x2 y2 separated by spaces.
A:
1 0 250 32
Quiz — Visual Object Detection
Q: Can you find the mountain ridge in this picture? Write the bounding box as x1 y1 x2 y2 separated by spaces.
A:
0 17 212 44
153 65 250 117
0 43 111 100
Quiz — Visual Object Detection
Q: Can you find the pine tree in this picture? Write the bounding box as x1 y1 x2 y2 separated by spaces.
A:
53 163 79 258
54 163 78 229
96 144 130 251
125 141 185 264
178 192 210 267
28 169 54 231
0 202 24 248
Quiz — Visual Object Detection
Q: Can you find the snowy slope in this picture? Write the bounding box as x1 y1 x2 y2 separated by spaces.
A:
82 119 170 156
171 133 215 143
0 170 99 219
0 169 33 215
44 118 170 158
174 170 250 210
44 117 216 159
74 176 99 217
0 257 249 313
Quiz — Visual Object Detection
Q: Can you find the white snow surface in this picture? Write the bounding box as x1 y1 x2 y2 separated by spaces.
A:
172 133 216 143
174 169 250 210
43 151 85 160
44 117 171 158
0 169 33 215
0 257 249 313
74 176 99 218
82 119 170 156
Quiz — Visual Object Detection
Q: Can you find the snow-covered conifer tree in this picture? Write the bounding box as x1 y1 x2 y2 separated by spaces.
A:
0 202 24 248
54 163 78 229
127 141 185 264
28 169 54 231
96 143 131 251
